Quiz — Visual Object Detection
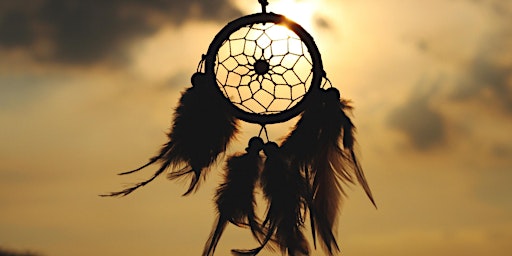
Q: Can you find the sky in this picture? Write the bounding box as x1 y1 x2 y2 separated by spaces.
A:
1 0 511 255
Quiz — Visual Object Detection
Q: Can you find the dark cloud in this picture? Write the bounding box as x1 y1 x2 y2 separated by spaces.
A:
393 0 512 152
415 38 429 52
313 15 332 30
0 8 34 47
0 246 41 256
0 0 242 65
388 80 447 150
451 2 512 115
451 28 512 115
490 143 512 159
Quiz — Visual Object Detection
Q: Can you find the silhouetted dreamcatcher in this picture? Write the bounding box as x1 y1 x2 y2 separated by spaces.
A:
103 1 375 255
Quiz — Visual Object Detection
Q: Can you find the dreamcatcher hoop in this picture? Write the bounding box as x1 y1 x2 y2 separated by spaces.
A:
204 12 324 124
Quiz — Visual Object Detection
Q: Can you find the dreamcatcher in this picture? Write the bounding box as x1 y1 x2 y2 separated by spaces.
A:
103 0 375 255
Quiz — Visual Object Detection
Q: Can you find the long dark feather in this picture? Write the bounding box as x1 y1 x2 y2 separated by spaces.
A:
327 89 375 206
280 87 375 254
280 98 323 249
281 92 337 252
310 146 343 254
203 217 228 256
203 137 264 256
314 88 376 252
103 73 238 197
236 142 309 255
337 99 376 206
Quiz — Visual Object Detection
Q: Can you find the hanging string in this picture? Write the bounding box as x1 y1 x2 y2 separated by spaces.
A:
258 0 268 13
197 54 206 72
257 125 270 142
321 74 333 89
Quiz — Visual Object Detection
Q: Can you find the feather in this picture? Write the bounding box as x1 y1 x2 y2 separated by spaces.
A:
280 99 323 249
235 142 309 255
323 88 375 206
309 146 342 254
102 72 238 197
280 87 376 254
202 137 264 256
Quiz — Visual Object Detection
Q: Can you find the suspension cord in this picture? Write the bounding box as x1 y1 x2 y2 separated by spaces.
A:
258 125 270 142
258 0 269 13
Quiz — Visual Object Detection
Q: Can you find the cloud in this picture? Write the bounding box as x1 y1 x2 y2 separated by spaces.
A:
0 8 34 48
0 247 40 256
387 0 512 152
387 78 447 150
313 15 332 30
0 0 242 65
451 29 512 116
443 0 512 116
0 74 50 109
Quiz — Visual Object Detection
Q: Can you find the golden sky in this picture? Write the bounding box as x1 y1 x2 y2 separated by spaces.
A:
1 0 511 255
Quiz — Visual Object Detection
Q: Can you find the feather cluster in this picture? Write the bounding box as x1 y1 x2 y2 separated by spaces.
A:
102 72 238 197
203 88 375 255
258 142 309 256
103 78 374 256
203 137 264 256
280 87 376 255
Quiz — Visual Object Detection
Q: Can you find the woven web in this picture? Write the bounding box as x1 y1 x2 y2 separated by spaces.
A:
215 22 314 115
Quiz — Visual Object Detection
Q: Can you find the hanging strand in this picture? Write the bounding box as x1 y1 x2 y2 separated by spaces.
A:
257 125 270 142
258 0 268 13
197 54 206 72
321 73 333 90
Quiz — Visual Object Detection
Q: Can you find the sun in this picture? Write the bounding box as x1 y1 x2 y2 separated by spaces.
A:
241 0 319 31
269 0 317 30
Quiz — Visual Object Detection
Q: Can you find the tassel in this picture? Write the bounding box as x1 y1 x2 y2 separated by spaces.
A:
202 137 264 256
102 72 239 197
234 142 309 255
281 87 375 255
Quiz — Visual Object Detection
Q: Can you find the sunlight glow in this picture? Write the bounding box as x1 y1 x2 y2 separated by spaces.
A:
273 0 317 30
248 0 319 31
